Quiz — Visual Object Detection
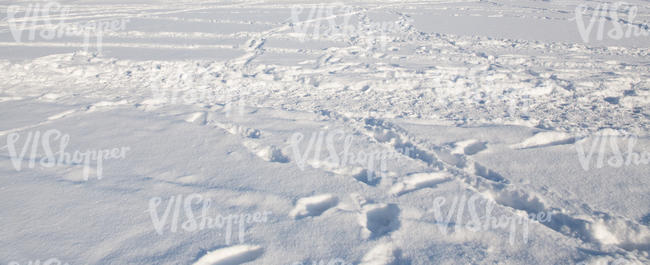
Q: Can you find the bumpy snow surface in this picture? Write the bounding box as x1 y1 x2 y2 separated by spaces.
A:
1 0 649 264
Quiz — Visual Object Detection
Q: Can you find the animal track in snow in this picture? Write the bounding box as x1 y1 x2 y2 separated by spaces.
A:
290 194 339 219
389 172 451 196
192 245 263 265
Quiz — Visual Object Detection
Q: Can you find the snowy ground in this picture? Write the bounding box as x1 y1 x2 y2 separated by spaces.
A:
0 0 649 264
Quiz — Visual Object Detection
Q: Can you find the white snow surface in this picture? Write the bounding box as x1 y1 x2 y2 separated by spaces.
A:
0 0 649 264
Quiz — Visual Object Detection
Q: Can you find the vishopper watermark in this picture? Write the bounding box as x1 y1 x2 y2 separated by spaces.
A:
575 132 649 171
4 1 129 53
430 194 552 245
573 1 649 43
289 3 412 50
147 193 272 245
289 129 408 184
8 258 69 265
2 129 130 180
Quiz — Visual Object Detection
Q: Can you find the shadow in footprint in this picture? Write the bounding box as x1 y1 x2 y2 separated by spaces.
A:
641 213 650 226
360 203 401 239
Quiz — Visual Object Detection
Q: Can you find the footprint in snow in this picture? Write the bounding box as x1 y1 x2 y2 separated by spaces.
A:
290 194 339 219
451 139 487 155
389 172 451 196
360 243 402 265
359 203 400 239
243 140 288 163
510 131 575 149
